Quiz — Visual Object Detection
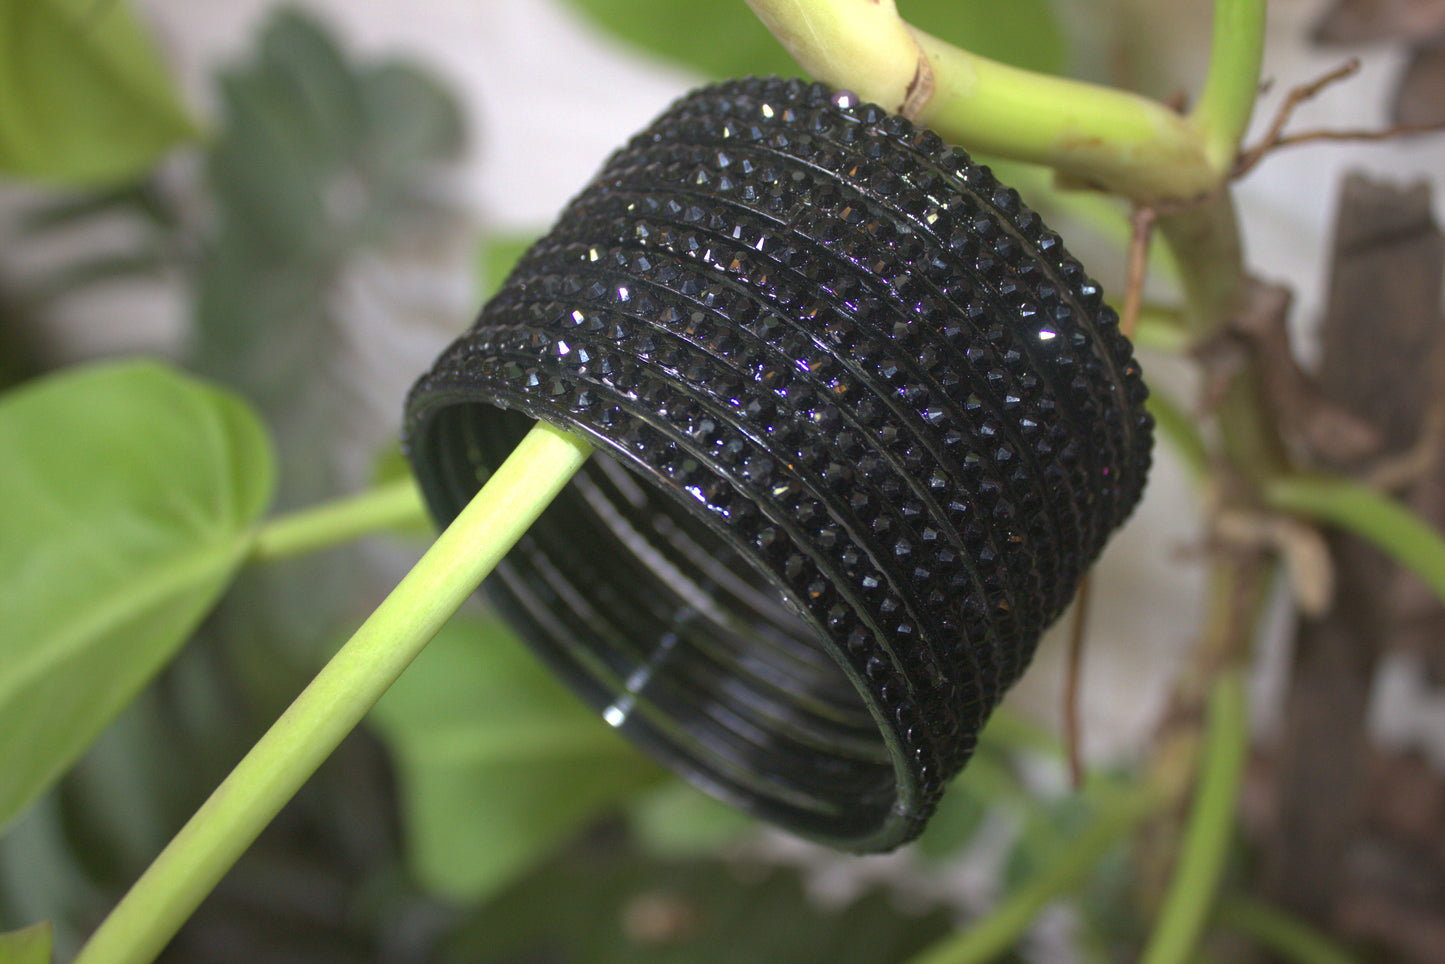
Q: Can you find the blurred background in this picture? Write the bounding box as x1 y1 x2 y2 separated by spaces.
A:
2 0 1443 961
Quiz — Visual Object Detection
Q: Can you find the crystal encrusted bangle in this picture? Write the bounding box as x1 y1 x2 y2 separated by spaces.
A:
403 76 1153 852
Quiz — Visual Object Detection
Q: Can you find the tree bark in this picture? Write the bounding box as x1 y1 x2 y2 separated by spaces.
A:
1264 174 1445 961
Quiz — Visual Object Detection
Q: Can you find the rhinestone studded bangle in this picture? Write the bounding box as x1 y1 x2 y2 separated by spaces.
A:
403 77 1152 852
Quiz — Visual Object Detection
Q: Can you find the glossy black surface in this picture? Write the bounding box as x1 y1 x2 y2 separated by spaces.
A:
404 77 1152 851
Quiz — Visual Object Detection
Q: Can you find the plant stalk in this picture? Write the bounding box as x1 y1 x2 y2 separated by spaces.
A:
1192 0 1270 175
249 475 428 563
71 421 593 964
1139 669 1250 964
743 0 1216 203
1157 0 1289 489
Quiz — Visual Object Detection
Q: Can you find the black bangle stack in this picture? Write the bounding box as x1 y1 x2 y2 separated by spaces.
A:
403 77 1152 852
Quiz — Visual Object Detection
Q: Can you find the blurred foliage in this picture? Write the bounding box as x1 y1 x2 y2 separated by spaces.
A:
1 792 108 961
0 9 471 961
371 617 665 903
0 659 244 961
562 0 1065 81
439 837 956 964
7 180 182 334
195 8 462 429
912 739 1027 860
0 5 1149 964
187 9 469 720
190 12 462 612
0 0 198 185
625 782 755 859
0 288 45 393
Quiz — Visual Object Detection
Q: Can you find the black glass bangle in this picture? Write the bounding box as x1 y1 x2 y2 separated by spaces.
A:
403 77 1152 852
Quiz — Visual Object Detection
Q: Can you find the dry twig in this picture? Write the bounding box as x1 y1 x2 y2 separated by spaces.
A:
1120 207 1156 341
1235 58 1445 177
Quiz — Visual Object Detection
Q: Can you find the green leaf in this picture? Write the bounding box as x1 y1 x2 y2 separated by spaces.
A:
371 617 664 903
1267 475 1445 609
904 0 1064 76
561 0 1063 81
0 921 52 964
0 360 275 830
0 0 197 185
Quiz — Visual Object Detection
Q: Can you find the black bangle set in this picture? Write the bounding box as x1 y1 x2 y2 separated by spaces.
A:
403 77 1152 852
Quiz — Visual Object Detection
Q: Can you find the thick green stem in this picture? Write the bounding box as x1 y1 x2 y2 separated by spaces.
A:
744 0 1214 202
71 421 593 964
1139 669 1250 964
249 476 427 563
1163 0 1290 490
1157 198 1248 332
908 28 1209 200
1191 0 1269 174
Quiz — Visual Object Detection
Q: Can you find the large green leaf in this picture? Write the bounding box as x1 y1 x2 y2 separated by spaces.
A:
371 617 665 903
0 361 274 830
562 0 1064 81
0 0 197 185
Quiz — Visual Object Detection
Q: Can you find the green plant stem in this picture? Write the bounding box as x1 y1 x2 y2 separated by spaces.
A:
1191 0 1268 174
744 0 1214 203
1158 198 1248 333
904 788 1162 964
1155 2 1287 486
1139 669 1249 964
1158 0 1263 327
1216 897 1361 964
1155 197 1295 491
249 476 427 563
71 420 593 964
1267 475 1445 608
1156 187 1288 492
